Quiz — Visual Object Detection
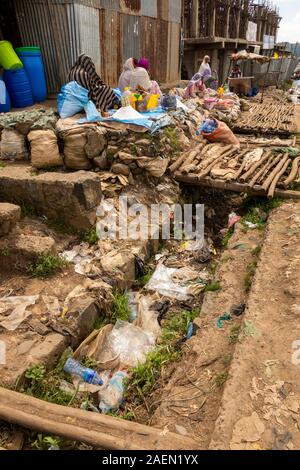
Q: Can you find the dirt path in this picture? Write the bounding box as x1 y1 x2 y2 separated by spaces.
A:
152 222 264 448
210 201 300 450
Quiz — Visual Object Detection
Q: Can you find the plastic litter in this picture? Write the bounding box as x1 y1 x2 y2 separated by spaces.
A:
145 263 191 301
57 81 100 122
217 313 231 329
228 212 241 228
244 221 259 230
99 370 128 414
127 291 138 322
198 118 217 134
0 295 39 331
102 320 156 367
231 303 246 317
63 358 103 386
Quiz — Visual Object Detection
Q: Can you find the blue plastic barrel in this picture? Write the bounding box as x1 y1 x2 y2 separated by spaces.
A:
3 68 34 108
15 47 47 102
0 76 11 112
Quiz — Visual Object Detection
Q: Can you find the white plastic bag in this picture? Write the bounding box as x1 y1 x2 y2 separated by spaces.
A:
0 295 39 330
145 263 191 301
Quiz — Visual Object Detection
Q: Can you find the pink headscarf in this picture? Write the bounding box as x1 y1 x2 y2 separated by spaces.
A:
138 57 150 71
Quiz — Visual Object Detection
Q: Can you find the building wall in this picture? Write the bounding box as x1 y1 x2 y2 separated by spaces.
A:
12 0 182 93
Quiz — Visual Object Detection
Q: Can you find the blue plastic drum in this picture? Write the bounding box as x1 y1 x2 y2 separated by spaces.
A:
3 68 34 108
15 47 47 102
0 76 11 112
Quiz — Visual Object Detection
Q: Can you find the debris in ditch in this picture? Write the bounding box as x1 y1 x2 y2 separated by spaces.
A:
135 295 161 339
99 370 128 414
231 412 265 450
217 313 231 329
150 300 171 326
80 401 100 414
228 212 241 229
244 221 259 230
101 320 156 368
73 324 120 371
230 303 246 317
0 295 39 331
145 263 206 301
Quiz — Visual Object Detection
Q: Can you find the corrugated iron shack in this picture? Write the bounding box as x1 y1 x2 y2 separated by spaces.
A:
0 0 182 93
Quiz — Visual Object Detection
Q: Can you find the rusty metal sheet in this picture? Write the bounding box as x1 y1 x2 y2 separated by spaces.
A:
140 17 168 83
74 3 101 74
121 13 140 62
140 0 157 19
100 9 121 86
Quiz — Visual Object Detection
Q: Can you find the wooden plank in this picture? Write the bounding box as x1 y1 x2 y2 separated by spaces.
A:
0 387 197 450
174 173 300 200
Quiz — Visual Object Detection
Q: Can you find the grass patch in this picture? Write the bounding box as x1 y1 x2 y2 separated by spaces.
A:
111 291 131 323
205 282 221 293
242 197 283 231
0 248 10 257
164 127 181 152
27 253 69 277
244 261 258 293
214 371 229 387
0 162 5 169
222 353 233 367
251 246 262 258
19 200 36 218
82 226 99 245
136 268 153 287
21 364 74 406
222 227 234 247
229 326 241 344
129 309 199 398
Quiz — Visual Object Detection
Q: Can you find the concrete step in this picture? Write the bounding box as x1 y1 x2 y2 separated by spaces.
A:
0 164 102 230
210 201 300 450
0 203 21 237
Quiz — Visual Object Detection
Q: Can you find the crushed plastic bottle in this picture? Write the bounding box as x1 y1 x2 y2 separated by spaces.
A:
64 358 103 386
99 371 128 414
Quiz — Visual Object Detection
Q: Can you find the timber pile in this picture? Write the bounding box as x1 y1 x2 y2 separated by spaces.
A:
233 102 295 136
170 143 300 199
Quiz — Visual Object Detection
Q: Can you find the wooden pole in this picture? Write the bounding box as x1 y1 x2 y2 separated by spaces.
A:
0 387 197 450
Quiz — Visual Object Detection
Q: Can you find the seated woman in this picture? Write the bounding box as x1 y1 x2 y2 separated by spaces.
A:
230 65 242 78
129 58 162 96
118 57 137 92
68 53 115 112
184 72 206 99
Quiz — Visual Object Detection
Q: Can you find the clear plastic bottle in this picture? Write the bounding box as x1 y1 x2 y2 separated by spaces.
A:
99 371 128 413
64 358 103 386
121 87 132 107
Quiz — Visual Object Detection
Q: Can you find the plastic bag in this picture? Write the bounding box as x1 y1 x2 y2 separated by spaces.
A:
102 320 156 367
0 295 38 330
57 81 89 118
145 263 191 301
84 100 101 122
99 371 128 413
201 119 240 146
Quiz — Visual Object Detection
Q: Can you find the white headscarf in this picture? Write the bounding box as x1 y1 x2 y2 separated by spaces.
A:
198 56 212 80
129 67 152 92
118 58 135 91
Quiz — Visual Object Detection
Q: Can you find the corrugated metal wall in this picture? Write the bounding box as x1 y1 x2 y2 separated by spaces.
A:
13 0 181 92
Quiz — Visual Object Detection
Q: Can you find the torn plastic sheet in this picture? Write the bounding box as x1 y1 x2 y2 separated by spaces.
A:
145 263 192 301
0 295 39 330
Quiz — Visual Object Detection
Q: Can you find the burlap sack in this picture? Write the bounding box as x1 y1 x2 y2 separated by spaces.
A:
28 130 62 168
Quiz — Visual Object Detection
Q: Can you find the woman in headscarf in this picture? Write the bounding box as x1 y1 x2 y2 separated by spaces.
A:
129 58 162 96
118 58 137 92
184 72 206 99
68 53 116 112
198 55 218 89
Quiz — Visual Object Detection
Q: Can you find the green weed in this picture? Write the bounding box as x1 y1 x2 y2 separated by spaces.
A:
27 253 69 277
111 291 131 323
0 248 10 257
214 371 229 387
244 261 258 292
82 226 99 245
0 162 5 169
205 282 221 293
229 326 241 344
222 227 234 247
164 127 181 151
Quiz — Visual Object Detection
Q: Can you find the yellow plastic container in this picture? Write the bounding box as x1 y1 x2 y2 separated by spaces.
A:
0 41 23 70
147 94 159 110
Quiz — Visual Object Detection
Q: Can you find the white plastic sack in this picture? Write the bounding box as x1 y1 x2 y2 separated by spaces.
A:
145 263 191 301
0 295 39 330
103 320 156 367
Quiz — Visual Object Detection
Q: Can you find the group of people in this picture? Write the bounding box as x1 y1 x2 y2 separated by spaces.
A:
184 55 218 98
67 53 162 114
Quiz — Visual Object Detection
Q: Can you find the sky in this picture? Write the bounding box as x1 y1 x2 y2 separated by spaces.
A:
276 0 300 44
